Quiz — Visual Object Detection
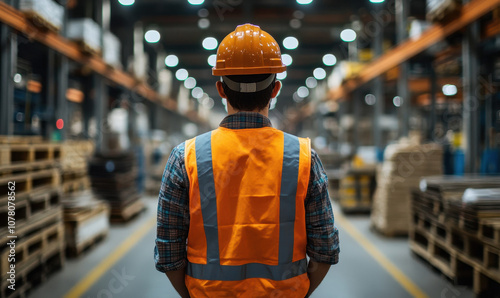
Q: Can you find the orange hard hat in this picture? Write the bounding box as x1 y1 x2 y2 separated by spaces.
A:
212 24 287 76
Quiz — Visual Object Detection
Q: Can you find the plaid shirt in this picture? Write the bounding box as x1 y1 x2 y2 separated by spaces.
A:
155 112 340 272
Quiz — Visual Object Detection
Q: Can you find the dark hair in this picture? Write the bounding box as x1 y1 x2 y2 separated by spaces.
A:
222 74 276 111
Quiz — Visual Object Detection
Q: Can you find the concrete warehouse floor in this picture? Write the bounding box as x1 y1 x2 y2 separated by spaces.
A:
30 197 473 298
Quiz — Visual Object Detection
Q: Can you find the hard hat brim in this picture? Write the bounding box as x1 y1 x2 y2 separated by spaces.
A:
212 65 287 76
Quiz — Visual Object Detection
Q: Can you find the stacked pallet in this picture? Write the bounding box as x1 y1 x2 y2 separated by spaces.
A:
338 166 377 213
89 153 144 222
62 191 109 257
0 136 64 298
370 142 443 236
60 140 94 194
410 176 500 296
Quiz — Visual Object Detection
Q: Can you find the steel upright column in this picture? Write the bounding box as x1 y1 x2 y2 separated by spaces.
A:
93 0 107 151
55 0 69 140
429 63 437 141
373 3 384 150
396 0 410 137
462 0 480 173
0 0 15 135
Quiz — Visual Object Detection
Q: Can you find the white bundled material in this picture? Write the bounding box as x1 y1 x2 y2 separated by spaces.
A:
103 31 122 68
20 0 64 31
462 189 500 204
67 19 102 53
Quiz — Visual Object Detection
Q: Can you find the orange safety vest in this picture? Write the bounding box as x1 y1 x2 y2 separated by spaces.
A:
184 126 311 297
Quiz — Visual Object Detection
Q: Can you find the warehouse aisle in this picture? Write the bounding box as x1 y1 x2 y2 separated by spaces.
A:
30 197 473 298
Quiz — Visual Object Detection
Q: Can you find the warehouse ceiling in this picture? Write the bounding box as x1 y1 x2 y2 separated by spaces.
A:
107 0 418 115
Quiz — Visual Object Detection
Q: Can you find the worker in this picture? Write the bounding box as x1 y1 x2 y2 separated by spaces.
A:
154 24 339 297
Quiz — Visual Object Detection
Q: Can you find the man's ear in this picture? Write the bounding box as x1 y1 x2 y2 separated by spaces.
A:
271 80 281 99
216 81 227 99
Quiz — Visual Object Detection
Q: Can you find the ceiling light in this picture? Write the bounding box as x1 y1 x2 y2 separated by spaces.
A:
340 29 357 42
290 19 301 29
369 0 385 3
198 18 210 29
165 55 179 67
175 69 189 81
202 97 215 109
293 10 305 19
297 0 313 4
144 30 160 43
198 8 209 18
297 86 309 98
313 67 327 80
184 77 197 89
277 71 287 80
322 54 337 66
118 0 134 5
282 54 293 66
442 84 458 96
208 54 217 67
293 92 303 103
202 37 218 50
13 73 22 83
393 96 402 107
188 0 204 5
365 94 376 105
283 37 299 50
192 87 204 99
306 77 317 89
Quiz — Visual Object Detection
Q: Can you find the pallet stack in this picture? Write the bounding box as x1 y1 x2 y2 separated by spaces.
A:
60 140 110 257
0 136 64 298
370 142 443 236
410 176 500 296
89 152 143 222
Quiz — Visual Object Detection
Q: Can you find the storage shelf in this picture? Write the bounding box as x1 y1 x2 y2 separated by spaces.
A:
0 2 205 125
328 0 500 101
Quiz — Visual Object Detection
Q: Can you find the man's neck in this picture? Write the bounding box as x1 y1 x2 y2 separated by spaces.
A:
227 106 269 118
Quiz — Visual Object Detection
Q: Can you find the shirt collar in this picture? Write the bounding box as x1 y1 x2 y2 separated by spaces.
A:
219 112 273 129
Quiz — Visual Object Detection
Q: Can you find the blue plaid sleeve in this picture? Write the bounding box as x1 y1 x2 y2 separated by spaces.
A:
305 149 340 264
154 143 190 272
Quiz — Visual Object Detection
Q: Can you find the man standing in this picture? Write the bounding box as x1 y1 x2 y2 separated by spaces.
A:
155 24 339 297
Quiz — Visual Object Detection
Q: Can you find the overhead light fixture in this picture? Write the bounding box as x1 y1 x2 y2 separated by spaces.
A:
365 94 376 105
118 0 134 5
297 0 313 4
282 54 293 66
322 54 337 66
306 77 317 89
202 97 215 109
184 77 197 89
340 29 357 42
165 55 179 67
202 37 218 50
208 54 217 67
290 19 301 29
13 73 22 83
198 18 210 29
393 96 402 107
144 30 160 43
175 69 189 81
283 36 299 50
192 87 204 99
442 84 458 96
293 92 303 103
297 86 309 98
313 67 327 80
188 0 204 5
198 8 209 17
293 10 305 19
369 0 385 3
277 71 287 80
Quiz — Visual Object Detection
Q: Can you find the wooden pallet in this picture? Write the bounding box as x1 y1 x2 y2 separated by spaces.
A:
0 206 62 241
0 241 64 298
62 176 91 194
65 201 109 258
0 169 60 204
0 144 61 166
0 136 43 145
0 188 62 232
110 198 144 223
0 160 59 178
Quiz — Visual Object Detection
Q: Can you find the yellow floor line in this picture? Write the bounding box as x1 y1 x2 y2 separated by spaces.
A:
64 215 157 298
335 211 429 298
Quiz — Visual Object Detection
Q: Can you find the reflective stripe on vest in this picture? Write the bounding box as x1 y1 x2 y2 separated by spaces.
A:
187 131 306 281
